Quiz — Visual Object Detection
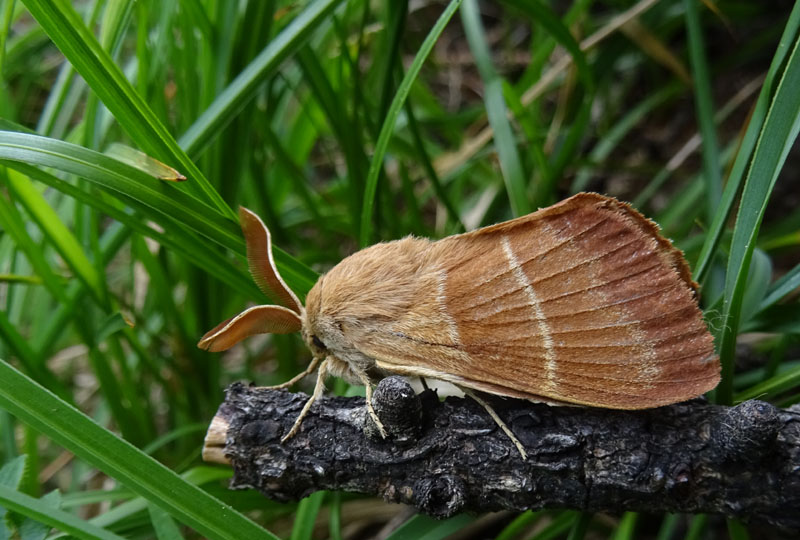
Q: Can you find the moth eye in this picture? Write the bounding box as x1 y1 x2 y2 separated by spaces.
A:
312 335 326 350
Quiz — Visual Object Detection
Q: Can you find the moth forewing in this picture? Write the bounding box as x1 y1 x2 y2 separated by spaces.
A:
312 193 719 410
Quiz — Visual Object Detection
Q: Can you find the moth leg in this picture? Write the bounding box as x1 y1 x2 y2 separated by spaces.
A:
281 358 329 443
419 377 430 391
354 370 388 439
460 386 528 460
262 356 321 390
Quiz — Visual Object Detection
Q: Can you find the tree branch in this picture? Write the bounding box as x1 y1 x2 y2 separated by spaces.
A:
203 377 800 530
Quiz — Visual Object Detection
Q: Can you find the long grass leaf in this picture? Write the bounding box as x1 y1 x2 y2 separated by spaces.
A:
757 261 800 311
461 0 530 216
692 3 800 284
573 84 680 193
0 358 278 540
148 503 185 540
566 512 592 540
359 0 463 246
0 131 317 295
685 0 722 219
0 485 124 540
4 169 105 305
5 161 261 300
384 513 474 540
502 0 594 205
289 491 325 540
735 363 800 402
0 184 68 304
495 511 543 540
178 0 344 158
716 33 800 404
20 0 230 215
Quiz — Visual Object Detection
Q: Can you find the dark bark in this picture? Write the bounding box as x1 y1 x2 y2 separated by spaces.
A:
204 377 800 530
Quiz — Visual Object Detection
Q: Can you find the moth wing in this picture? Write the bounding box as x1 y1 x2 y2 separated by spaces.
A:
197 305 302 352
358 193 719 409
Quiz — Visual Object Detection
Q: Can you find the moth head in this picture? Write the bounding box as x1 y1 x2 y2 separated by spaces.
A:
302 277 326 353
299 237 434 365
196 207 304 352
302 269 388 382
302 274 358 363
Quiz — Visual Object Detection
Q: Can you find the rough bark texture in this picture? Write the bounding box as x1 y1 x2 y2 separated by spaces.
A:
206 377 800 530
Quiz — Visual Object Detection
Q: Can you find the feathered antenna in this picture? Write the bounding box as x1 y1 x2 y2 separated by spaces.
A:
197 207 303 351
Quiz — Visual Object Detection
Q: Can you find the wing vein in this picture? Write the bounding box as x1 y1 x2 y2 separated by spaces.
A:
456 259 664 319
447 216 613 299
461 282 685 326
472 326 709 348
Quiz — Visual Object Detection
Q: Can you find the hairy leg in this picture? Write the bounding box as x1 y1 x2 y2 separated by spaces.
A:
354 370 388 439
261 356 321 390
281 358 329 442
460 386 528 460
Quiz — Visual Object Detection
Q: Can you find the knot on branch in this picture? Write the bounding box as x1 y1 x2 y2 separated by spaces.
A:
415 474 467 518
711 400 781 462
364 376 423 442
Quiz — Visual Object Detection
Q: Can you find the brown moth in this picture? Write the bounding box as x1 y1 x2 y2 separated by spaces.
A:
198 193 720 459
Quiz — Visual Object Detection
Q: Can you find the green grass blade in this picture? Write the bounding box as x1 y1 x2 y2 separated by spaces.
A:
573 84 680 193
611 512 638 540
461 0 530 216
295 44 369 228
757 261 800 311
726 519 750 540
327 492 342 540
403 98 464 230
685 0 722 219
685 514 708 540
4 169 105 305
20 0 230 215
384 513 474 540
0 455 26 488
0 0 15 73
495 511 543 540
178 0 344 158
0 131 241 247
739 248 772 325
692 2 800 284
4 161 261 300
289 491 325 540
0 274 42 284
735 363 800 402
359 0 463 246
0 131 317 296
502 0 594 205
0 485 124 540
715 33 800 404
0 358 279 540
656 514 680 540
566 512 592 540
530 511 579 540
0 307 68 401
0 183 69 304
148 503 185 540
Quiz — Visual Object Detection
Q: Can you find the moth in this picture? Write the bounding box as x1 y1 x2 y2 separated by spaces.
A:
198 193 719 458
